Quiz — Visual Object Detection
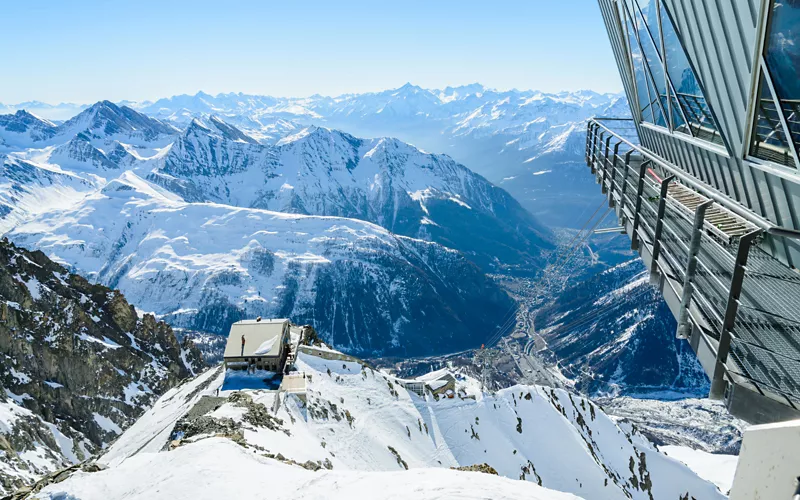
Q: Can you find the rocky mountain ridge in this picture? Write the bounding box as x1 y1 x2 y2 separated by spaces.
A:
0 238 203 494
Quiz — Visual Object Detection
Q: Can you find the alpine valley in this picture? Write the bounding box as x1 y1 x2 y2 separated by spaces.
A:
0 86 694 394
0 85 737 499
0 99 546 358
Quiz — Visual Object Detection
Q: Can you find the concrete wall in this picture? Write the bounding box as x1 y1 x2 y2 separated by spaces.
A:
296 345 376 370
730 418 800 499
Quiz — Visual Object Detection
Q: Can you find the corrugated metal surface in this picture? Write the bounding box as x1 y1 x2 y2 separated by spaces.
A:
596 0 800 268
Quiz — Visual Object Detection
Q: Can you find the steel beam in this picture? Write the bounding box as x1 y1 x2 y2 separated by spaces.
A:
607 141 622 203
677 199 714 339
709 229 763 400
650 175 676 275
619 150 634 216
591 130 604 174
601 136 613 193
630 160 650 250
585 122 595 165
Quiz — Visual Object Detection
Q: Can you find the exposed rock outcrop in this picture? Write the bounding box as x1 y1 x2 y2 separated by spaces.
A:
0 238 204 494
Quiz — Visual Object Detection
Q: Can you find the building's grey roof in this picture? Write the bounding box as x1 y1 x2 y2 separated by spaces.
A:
223 319 288 359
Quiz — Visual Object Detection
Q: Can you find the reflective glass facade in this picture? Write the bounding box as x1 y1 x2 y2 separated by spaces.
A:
750 0 800 168
617 0 722 145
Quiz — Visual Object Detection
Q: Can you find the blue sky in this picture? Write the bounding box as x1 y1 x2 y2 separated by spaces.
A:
0 1 622 104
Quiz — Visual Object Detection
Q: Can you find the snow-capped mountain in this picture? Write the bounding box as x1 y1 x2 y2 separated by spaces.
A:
1 102 524 358
122 84 627 179
33 349 728 499
3 86 629 227
56 100 178 146
3 85 629 186
149 121 551 274
122 85 629 227
7 172 512 357
0 239 202 494
0 111 57 148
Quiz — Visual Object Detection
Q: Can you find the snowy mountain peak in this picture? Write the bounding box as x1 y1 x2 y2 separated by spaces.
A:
182 115 259 144
59 100 178 142
394 82 426 94
0 109 58 146
9 109 57 128
208 115 260 144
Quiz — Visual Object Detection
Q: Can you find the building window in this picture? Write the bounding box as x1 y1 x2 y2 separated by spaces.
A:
617 0 723 145
749 0 800 168
622 1 660 125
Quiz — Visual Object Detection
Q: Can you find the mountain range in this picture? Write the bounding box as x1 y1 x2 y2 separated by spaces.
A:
0 88 698 394
3 84 628 175
0 100 543 357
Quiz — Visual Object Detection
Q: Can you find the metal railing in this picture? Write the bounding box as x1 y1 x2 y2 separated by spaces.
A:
750 98 800 168
586 118 800 411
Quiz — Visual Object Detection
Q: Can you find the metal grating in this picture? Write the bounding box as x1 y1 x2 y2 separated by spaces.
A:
587 118 800 414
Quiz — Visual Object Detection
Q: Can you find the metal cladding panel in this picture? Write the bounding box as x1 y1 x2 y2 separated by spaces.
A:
596 0 800 267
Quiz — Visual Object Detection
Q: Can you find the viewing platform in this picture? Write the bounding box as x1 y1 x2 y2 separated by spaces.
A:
586 118 800 424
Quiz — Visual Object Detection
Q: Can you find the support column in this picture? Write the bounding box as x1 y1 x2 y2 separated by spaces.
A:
601 136 612 192
709 229 762 400
607 142 622 205
630 160 650 250
619 150 634 216
676 200 713 339
592 131 605 174
650 175 676 275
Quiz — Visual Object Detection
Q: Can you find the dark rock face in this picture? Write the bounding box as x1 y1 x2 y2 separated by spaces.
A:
51 133 120 170
536 259 708 396
451 463 499 475
0 238 203 493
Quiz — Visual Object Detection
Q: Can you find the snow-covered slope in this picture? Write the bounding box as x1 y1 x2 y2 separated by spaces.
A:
7 172 513 357
47 349 728 500
149 122 552 273
38 438 580 500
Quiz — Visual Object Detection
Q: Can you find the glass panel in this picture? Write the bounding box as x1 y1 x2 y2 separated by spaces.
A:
634 2 669 127
761 0 800 164
660 2 723 144
623 6 656 124
647 77 667 127
635 0 662 56
750 73 796 167
669 89 689 135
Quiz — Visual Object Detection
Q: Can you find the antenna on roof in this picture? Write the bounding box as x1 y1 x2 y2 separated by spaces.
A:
256 316 262 322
